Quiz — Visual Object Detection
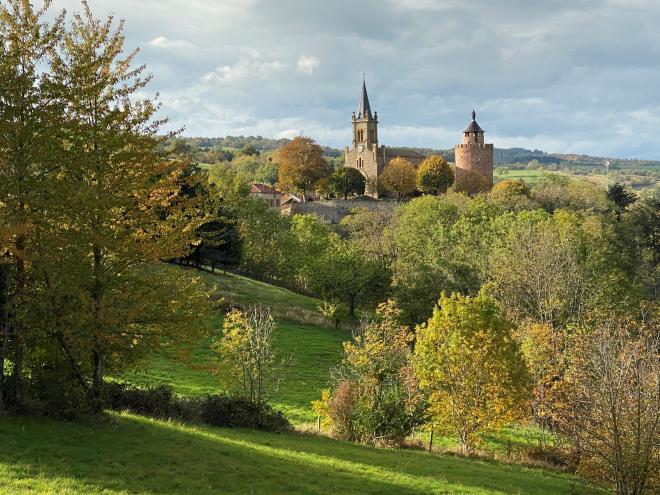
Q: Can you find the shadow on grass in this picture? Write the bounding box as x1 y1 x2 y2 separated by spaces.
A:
0 414 602 495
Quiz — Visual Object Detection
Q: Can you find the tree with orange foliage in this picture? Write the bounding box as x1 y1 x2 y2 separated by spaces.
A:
277 136 327 201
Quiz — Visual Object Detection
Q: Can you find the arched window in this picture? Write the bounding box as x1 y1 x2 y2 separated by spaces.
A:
356 157 364 169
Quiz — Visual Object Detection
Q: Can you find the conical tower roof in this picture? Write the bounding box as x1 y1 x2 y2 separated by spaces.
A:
464 109 484 133
357 78 373 120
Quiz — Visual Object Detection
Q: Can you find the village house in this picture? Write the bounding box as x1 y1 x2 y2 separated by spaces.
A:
249 183 281 207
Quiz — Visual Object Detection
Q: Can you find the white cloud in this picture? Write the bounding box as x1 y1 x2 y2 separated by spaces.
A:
296 55 321 75
387 0 460 10
202 50 284 83
45 0 660 158
147 36 194 49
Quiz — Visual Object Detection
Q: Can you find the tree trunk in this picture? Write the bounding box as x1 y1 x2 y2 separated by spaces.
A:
90 243 104 406
11 240 26 409
0 265 8 408
348 296 356 317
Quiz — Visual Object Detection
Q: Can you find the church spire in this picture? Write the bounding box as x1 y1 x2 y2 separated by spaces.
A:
357 76 373 120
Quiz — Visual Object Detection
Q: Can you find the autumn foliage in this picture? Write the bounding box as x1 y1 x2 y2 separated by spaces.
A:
277 136 327 199
413 291 530 454
379 157 417 199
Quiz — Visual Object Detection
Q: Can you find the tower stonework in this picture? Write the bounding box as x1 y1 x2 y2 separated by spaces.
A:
344 78 383 197
454 110 494 188
344 78 425 198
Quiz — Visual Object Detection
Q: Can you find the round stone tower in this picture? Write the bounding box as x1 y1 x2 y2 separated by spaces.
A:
454 110 494 188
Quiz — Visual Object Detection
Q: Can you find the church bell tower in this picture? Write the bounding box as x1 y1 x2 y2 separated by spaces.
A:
352 77 378 150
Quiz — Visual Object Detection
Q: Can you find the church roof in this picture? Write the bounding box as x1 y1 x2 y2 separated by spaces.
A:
357 78 373 120
384 147 426 159
464 110 484 133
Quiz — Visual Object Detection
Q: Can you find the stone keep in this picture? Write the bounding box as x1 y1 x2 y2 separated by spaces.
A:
454 110 494 187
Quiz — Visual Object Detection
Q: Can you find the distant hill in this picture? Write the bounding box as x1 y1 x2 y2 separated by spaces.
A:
169 136 659 189
174 135 659 168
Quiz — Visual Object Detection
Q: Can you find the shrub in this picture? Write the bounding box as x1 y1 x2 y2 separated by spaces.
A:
314 301 424 447
202 395 291 432
28 366 93 420
104 383 291 432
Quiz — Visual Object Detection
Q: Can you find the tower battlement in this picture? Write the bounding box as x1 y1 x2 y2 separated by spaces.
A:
455 143 494 150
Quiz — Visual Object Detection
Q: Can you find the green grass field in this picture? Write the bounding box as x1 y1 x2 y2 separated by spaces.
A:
115 269 346 424
0 413 603 495
0 268 606 494
117 318 345 424
494 168 548 183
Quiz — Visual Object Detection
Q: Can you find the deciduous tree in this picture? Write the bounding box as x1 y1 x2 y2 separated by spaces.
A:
329 167 366 199
314 301 423 446
413 291 530 454
0 0 65 407
216 307 289 403
556 314 659 495
417 155 454 195
277 136 327 200
380 158 417 199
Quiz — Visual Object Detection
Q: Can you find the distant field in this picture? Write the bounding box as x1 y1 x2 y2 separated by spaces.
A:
494 166 658 190
494 169 547 183
0 413 603 495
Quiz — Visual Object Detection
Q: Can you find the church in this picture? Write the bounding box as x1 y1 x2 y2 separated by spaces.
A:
343 79 493 197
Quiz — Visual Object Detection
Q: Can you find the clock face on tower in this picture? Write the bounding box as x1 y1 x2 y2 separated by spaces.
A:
358 145 363 152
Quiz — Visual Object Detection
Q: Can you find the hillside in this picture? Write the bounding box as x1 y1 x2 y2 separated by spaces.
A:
1 268 607 494
0 413 602 495
116 269 346 424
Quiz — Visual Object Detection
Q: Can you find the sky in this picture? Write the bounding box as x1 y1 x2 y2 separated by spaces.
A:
49 0 660 159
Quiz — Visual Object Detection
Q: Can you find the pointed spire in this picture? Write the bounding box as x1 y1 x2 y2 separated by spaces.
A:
357 76 373 120
472 109 476 121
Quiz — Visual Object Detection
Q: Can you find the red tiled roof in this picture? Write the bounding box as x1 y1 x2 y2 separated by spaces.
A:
250 183 281 195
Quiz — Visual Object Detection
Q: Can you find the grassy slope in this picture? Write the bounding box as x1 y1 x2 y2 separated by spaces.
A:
116 269 346 424
0 269 605 494
0 413 602 495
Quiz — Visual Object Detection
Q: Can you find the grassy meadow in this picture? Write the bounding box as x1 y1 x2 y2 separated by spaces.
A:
0 268 606 494
0 413 603 495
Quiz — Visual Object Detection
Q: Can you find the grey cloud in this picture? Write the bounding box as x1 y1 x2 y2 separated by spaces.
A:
43 0 660 158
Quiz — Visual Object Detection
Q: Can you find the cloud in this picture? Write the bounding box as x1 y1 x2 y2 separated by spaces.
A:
202 49 284 84
147 36 194 49
296 55 320 75
44 0 660 159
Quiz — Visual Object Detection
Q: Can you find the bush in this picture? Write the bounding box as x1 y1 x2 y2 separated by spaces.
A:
314 302 424 447
202 395 291 432
104 382 291 432
27 366 93 420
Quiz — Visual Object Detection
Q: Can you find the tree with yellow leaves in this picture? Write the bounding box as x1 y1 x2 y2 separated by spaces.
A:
417 155 454 195
380 157 417 199
313 301 424 446
413 291 530 454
